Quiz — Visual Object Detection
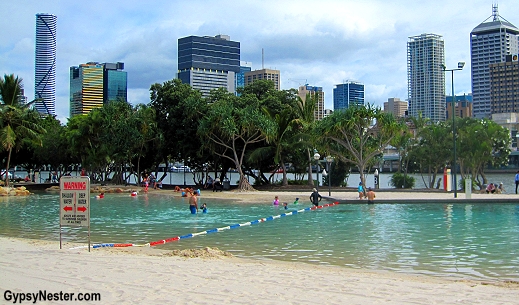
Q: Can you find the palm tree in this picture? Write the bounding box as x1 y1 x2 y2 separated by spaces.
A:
294 93 318 186
0 74 45 186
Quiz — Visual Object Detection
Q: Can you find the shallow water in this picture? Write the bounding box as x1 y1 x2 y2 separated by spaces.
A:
0 192 518 281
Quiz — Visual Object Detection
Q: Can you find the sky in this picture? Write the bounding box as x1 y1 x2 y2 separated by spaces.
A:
2 0 519 123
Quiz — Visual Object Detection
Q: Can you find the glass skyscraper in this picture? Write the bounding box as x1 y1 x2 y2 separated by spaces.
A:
470 5 519 119
34 13 57 116
70 62 127 117
177 35 240 97
333 81 364 111
407 33 445 122
103 62 127 103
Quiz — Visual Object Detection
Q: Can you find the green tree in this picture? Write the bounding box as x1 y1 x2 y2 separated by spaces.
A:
149 79 206 182
0 74 45 186
407 122 451 188
317 104 402 187
456 117 511 189
293 93 319 186
198 90 275 191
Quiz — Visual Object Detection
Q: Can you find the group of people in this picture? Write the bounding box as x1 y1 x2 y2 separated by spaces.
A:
485 182 505 194
357 182 376 204
188 189 207 214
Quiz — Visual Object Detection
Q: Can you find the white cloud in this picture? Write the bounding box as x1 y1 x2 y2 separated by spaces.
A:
0 0 517 120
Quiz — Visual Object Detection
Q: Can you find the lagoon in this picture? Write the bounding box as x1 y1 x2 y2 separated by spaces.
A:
0 192 518 282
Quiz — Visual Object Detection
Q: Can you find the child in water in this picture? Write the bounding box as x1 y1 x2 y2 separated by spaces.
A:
293 197 299 205
273 196 280 205
200 203 208 213
283 202 288 210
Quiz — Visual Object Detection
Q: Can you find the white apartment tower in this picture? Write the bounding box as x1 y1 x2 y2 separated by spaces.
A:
470 5 519 119
407 33 445 121
34 13 57 116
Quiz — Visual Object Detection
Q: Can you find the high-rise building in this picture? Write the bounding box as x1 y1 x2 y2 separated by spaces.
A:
446 94 473 119
384 98 408 118
470 5 519 119
178 35 240 97
34 13 57 116
103 62 127 103
236 62 252 95
407 33 445 121
70 62 127 117
490 55 519 114
333 81 364 111
244 69 280 90
298 85 324 120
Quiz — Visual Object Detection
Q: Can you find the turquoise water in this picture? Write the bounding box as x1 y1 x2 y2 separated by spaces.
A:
1 192 518 281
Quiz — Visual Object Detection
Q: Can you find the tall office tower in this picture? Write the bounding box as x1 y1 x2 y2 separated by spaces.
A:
333 81 364 111
407 33 445 121
471 5 519 119
490 55 519 114
298 85 324 120
70 63 104 116
178 35 240 97
244 69 281 90
34 13 57 116
69 62 127 117
103 62 127 103
446 94 473 119
384 98 408 118
236 62 252 95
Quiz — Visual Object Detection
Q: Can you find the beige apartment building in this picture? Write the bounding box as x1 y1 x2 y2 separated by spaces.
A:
298 85 324 120
244 69 280 90
384 98 408 118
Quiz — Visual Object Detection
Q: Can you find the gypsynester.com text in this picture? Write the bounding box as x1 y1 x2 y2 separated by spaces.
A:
3 290 101 303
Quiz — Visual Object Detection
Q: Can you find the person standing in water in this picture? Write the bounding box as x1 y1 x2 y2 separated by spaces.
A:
273 196 280 205
189 191 198 214
366 187 376 204
309 188 322 206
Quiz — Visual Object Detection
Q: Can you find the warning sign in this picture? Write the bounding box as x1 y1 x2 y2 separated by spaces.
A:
60 176 90 227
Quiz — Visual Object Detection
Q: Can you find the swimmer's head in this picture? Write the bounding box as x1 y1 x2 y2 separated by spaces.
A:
296 198 299 200
312 188 317 192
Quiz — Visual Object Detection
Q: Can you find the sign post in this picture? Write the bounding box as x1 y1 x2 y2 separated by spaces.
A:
60 176 90 251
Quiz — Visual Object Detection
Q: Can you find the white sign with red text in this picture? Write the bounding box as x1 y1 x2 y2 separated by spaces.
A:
60 176 90 227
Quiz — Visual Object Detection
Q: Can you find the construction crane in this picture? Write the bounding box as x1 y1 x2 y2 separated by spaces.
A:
287 79 308 88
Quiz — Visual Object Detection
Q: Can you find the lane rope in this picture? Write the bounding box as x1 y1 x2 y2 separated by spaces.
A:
69 202 339 250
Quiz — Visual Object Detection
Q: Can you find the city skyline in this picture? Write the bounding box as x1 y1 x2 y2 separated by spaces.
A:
1 0 519 123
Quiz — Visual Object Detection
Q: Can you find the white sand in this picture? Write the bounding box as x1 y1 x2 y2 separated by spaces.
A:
0 237 517 304
1 190 518 304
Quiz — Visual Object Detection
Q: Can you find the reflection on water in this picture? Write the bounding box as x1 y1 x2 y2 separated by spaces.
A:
0 192 518 281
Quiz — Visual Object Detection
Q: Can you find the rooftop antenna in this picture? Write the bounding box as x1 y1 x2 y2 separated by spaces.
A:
262 48 264 69
492 3 498 21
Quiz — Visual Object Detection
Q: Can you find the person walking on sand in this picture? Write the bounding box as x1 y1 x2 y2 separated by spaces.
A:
189 191 198 214
310 188 322 207
515 171 519 194
366 187 376 204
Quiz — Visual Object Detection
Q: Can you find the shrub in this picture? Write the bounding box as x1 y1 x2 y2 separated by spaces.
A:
389 172 415 189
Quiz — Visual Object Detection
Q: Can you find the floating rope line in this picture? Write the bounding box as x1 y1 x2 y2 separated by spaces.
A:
70 202 339 250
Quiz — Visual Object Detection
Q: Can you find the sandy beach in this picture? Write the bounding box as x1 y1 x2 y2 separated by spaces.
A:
1 188 518 304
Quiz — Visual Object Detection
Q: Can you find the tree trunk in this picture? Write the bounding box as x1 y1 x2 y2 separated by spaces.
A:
307 148 314 186
5 147 12 187
237 169 255 191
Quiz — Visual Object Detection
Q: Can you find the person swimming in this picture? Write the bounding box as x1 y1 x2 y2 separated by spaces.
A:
96 192 104 199
283 202 288 210
200 203 207 214
293 197 299 205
